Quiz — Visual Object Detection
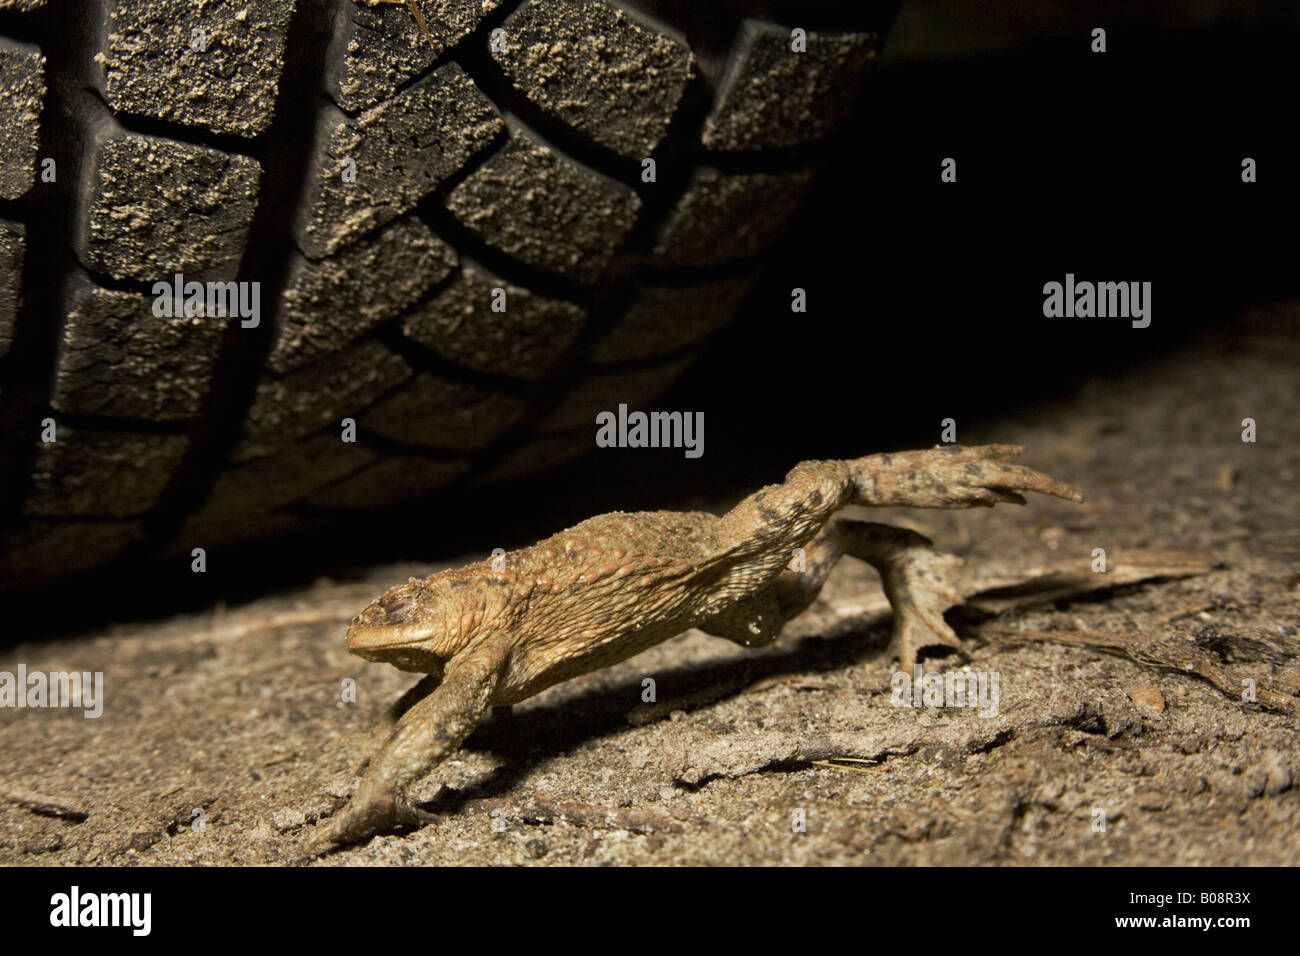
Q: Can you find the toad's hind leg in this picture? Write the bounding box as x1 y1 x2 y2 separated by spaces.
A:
842 522 967 670
714 445 1080 576
773 519 966 671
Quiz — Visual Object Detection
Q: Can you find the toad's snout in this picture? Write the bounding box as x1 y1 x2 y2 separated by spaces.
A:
346 584 425 650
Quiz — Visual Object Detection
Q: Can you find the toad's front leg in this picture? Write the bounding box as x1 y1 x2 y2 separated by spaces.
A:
308 638 512 855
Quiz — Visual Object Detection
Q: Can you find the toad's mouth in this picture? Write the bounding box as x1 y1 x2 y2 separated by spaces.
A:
347 631 444 674
345 622 432 652
361 648 441 673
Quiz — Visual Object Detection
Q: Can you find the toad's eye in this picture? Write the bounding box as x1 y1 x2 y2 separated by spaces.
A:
378 593 412 622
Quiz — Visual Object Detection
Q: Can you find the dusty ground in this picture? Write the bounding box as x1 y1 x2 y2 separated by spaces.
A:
1 305 1297 866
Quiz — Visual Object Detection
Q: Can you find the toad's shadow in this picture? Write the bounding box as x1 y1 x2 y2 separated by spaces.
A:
419 610 907 813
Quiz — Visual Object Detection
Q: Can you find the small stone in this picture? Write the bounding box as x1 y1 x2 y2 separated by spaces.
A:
22 831 64 854
1039 525 1066 549
128 829 162 852
326 776 359 800
271 808 307 832
1207 770 1251 811
1276 666 1300 695
524 838 549 860
1034 779 1065 808
1259 750 1292 796
1135 790 1170 811
1126 684 1164 712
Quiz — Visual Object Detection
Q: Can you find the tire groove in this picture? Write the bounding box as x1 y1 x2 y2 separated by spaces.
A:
372 321 534 396
438 28 727 474
324 0 528 116
84 86 267 157
0 2 94 545
416 191 594 305
113 0 340 563
451 31 646 189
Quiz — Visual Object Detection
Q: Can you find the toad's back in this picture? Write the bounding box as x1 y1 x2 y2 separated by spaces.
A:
497 509 732 698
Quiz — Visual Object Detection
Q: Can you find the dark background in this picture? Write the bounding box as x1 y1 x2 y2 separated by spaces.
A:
606 6 1298 504
7 2 1297 635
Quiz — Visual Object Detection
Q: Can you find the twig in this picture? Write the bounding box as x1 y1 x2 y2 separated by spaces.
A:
812 758 881 774
464 796 685 834
1158 603 1213 623
0 784 89 822
983 627 1299 716
964 550 1212 615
